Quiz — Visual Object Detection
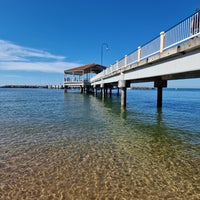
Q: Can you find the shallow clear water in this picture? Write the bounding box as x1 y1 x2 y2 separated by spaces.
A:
0 88 200 199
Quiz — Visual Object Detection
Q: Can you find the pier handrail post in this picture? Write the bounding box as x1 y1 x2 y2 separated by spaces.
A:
125 55 128 68
110 64 112 73
138 46 141 62
160 31 165 53
116 60 119 70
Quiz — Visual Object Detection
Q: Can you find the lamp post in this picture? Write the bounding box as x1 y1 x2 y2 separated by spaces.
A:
101 43 109 67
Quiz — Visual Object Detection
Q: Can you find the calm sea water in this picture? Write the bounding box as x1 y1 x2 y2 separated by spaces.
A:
0 88 199 200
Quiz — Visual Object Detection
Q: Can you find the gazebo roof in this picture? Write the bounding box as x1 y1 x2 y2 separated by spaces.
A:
64 63 107 75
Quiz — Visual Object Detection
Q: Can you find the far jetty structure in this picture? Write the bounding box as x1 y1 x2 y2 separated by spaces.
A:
64 63 106 93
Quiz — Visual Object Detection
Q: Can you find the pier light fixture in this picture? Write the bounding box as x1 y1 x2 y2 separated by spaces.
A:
101 43 109 67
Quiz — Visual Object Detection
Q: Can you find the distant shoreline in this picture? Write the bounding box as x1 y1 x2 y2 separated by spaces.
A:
0 85 48 88
0 85 199 90
130 86 155 90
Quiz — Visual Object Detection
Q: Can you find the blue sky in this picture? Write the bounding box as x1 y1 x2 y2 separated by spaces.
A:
0 0 200 87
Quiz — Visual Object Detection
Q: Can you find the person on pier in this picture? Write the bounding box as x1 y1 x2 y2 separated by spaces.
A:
190 9 200 35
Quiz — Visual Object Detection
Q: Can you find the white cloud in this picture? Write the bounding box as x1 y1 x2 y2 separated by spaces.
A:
0 39 81 73
0 61 78 73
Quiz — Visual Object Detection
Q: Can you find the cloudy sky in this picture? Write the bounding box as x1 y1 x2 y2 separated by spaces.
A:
0 0 200 87
0 39 79 85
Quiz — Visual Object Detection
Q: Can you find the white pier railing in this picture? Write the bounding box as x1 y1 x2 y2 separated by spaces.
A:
91 11 200 83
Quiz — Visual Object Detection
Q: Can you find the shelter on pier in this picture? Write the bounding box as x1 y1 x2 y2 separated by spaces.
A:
64 63 106 93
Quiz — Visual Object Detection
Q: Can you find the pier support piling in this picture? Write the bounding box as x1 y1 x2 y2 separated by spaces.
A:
118 80 127 108
101 83 105 99
81 86 84 93
117 88 120 96
94 87 97 96
157 86 163 108
109 87 112 97
102 88 105 98
154 80 167 108
64 86 68 93
121 87 127 108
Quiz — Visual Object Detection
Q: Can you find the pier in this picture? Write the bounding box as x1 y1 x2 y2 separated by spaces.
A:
64 12 200 108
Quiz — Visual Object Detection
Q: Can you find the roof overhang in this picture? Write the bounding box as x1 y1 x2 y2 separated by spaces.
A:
64 63 107 75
